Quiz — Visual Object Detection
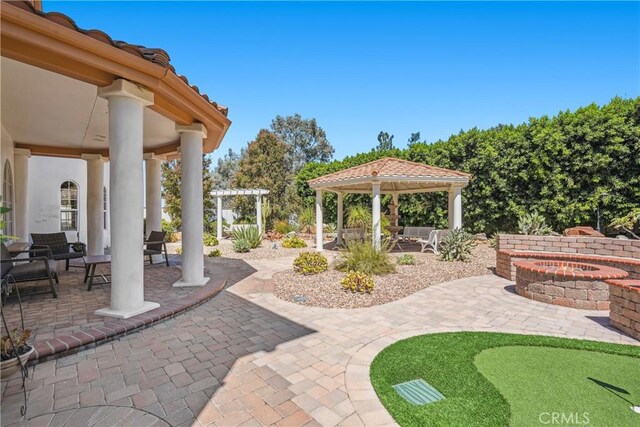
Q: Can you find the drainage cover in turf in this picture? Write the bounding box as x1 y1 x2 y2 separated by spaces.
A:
392 379 445 405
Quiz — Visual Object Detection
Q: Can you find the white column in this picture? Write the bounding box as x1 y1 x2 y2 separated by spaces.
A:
448 188 455 229
144 153 164 237
96 79 159 318
13 148 30 242
174 123 209 287
256 195 262 236
315 189 323 251
216 196 223 240
336 192 344 245
452 186 462 229
82 154 105 255
372 182 381 250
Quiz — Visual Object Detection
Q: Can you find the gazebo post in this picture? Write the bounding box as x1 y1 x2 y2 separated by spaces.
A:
372 182 381 250
448 186 462 229
256 195 262 236
315 190 324 251
216 196 223 240
337 192 344 246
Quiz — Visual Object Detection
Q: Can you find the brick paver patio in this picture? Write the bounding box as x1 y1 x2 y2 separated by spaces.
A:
1 255 637 426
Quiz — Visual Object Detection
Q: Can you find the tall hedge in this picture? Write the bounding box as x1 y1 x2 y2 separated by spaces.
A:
295 97 640 234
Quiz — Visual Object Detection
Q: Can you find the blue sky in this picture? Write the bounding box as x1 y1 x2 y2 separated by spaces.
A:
47 1 640 163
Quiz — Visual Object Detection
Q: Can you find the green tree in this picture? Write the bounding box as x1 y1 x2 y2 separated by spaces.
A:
376 131 395 151
408 132 421 145
161 154 216 232
232 130 297 227
270 114 334 173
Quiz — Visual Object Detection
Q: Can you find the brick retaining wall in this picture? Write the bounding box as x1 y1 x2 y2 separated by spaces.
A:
607 280 640 341
497 234 640 258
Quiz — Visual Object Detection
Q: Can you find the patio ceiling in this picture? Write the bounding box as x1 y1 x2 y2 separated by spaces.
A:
1 57 179 158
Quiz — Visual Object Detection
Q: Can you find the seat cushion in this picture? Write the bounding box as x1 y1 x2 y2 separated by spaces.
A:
7 260 58 282
144 249 163 256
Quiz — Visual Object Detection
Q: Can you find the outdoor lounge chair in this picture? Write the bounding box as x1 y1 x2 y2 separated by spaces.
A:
31 232 86 271
418 229 452 254
1 243 59 299
144 231 170 266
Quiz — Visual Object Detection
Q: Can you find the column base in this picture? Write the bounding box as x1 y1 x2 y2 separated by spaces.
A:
173 276 210 288
95 301 160 319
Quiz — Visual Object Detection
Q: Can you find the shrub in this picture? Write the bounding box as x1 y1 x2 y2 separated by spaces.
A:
233 238 251 253
293 252 328 275
208 249 222 257
175 246 182 255
335 240 395 275
297 207 315 233
341 271 374 293
396 254 415 265
203 233 219 246
347 205 372 229
231 225 262 248
274 220 295 235
439 229 477 262
282 236 307 248
517 211 553 235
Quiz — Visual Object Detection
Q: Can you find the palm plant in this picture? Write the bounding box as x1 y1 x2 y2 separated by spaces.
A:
297 206 315 234
346 205 372 230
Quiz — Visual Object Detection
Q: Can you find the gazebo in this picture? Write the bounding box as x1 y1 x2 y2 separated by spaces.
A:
307 157 472 251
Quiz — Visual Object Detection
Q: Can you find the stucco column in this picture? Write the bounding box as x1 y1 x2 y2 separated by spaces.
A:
13 148 30 242
216 196 223 240
96 79 159 319
82 154 105 255
372 182 381 250
336 192 344 245
144 153 164 236
448 188 455 229
450 186 463 229
392 193 399 226
174 123 209 287
315 189 323 251
256 195 262 236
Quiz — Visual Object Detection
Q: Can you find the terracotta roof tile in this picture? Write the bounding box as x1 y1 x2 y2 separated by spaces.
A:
308 157 471 186
12 0 228 117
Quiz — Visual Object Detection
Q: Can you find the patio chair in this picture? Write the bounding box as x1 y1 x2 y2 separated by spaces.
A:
341 228 365 245
418 229 439 254
31 232 86 271
144 230 169 266
1 243 59 299
400 226 434 242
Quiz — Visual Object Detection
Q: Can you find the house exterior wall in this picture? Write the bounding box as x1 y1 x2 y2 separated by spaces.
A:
27 156 111 248
1 124 15 202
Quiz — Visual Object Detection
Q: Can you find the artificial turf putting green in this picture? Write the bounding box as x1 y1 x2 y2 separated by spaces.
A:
475 346 640 426
369 332 640 427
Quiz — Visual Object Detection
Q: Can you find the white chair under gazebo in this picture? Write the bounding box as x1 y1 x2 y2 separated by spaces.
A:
210 189 270 239
307 157 472 251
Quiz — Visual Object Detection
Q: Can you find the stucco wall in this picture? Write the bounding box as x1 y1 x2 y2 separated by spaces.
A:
28 156 110 248
1 124 15 203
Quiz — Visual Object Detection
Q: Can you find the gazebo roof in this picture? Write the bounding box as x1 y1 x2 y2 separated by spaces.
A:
308 157 471 194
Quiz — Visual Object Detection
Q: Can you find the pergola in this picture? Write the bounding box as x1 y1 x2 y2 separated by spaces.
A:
211 189 269 239
308 157 472 251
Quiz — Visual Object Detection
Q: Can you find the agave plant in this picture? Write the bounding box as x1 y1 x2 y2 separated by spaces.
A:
517 211 553 236
231 225 262 248
439 229 477 262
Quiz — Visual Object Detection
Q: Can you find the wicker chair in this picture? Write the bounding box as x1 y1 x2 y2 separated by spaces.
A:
1 243 59 298
144 231 169 266
31 232 86 271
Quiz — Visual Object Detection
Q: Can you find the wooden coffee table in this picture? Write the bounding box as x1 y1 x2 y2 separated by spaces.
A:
83 255 111 291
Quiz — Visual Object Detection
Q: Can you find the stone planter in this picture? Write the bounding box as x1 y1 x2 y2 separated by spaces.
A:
1 346 34 379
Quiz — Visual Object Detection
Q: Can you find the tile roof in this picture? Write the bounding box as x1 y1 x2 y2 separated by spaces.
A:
12 0 228 116
308 157 471 186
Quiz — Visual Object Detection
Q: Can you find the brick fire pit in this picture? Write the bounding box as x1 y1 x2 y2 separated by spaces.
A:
514 260 628 310
607 279 640 341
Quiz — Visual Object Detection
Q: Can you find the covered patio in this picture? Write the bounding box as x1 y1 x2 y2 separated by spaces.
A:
307 157 472 251
1 1 230 318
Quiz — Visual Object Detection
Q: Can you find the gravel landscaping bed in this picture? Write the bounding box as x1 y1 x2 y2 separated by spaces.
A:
168 239 315 261
273 244 496 308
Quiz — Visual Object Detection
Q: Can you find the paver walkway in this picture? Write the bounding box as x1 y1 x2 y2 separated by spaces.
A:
1 256 637 426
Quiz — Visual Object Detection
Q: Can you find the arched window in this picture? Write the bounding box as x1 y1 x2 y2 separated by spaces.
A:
2 161 14 238
60 181 79 231
103 187 108 230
